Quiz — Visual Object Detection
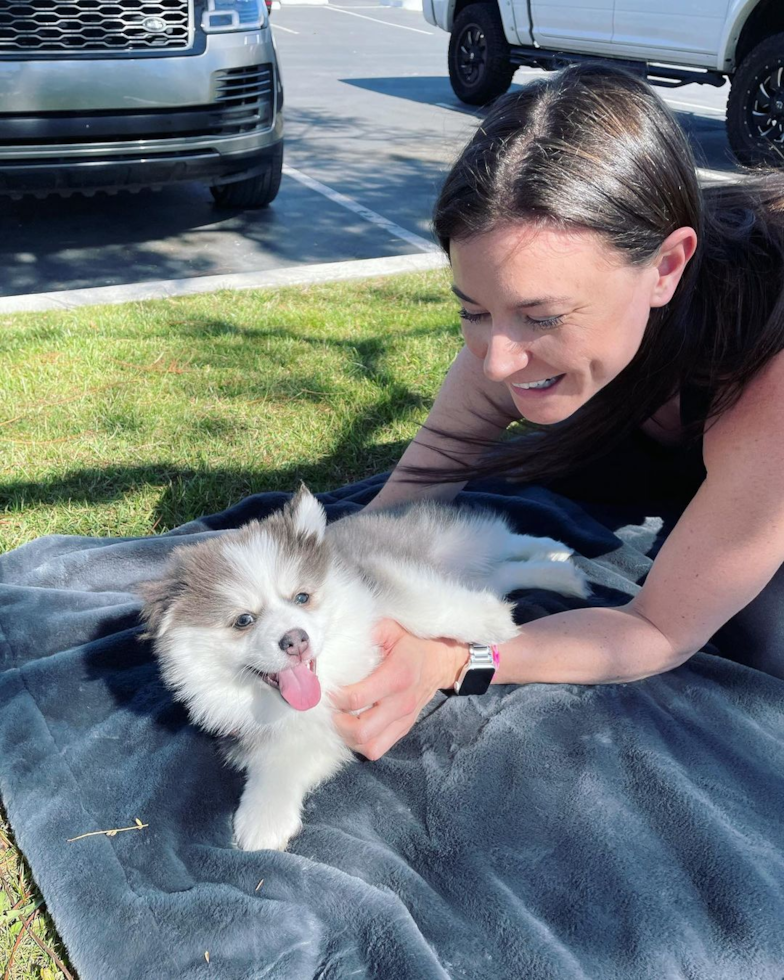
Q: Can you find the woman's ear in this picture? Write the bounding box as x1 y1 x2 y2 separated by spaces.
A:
649 226 698 308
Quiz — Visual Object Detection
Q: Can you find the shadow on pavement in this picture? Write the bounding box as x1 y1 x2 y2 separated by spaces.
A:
0 107 448 299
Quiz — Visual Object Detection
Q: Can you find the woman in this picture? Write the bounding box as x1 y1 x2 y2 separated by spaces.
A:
331 64 784 759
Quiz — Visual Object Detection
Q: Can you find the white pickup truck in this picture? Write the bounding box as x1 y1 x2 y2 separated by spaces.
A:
423 0 783 165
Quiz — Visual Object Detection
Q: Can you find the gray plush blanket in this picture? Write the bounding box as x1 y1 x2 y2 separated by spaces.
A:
1 476 783 980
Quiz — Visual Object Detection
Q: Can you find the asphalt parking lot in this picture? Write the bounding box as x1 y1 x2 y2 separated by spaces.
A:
0 0 737 301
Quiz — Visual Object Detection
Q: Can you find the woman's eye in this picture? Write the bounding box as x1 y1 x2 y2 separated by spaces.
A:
233 613 256 630
528 314 564 331
458 308 487 324
294 593 310 605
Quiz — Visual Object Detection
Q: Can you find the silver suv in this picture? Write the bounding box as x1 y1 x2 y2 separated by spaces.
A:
0 0 284 208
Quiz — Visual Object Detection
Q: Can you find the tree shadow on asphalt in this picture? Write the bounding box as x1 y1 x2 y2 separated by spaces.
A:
0 107 450 298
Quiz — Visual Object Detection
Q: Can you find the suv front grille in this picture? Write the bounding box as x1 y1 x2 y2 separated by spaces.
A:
0 0 193 53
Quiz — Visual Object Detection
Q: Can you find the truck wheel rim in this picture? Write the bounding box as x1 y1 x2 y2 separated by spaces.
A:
751 66 784 145
457 25 486 85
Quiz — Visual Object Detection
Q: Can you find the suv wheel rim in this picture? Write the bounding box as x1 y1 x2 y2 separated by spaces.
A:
457 25 487 85
751 65 784 145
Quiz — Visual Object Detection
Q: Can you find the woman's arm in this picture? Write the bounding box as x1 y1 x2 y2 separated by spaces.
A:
365 345 519 511
334 350 784 759
491 349 784 684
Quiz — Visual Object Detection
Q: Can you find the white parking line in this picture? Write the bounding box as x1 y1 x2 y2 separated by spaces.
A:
436 102 481 116
272 23 299 34
325 5 433 34
283 165 440 252
664 98 726 117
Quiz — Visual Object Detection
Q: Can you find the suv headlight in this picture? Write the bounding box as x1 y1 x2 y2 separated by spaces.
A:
202 0 267 32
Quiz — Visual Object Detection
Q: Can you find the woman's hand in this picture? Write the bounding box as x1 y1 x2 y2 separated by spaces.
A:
330 619 468 761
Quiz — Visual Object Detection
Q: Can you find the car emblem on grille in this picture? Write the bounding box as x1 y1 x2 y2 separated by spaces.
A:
142 16 167 33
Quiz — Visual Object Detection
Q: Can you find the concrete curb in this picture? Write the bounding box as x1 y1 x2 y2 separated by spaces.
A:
0 252 448 314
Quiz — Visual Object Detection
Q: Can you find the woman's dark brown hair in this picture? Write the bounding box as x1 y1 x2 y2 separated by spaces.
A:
407 63 784 485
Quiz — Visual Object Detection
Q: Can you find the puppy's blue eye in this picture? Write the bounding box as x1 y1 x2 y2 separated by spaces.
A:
233 613 256 630
294 593 310 605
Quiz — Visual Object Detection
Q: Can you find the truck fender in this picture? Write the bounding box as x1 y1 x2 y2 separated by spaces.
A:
422 0 455 31
718 0 762 72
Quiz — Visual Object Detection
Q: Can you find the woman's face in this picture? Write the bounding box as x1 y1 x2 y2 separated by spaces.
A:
449 222 671 425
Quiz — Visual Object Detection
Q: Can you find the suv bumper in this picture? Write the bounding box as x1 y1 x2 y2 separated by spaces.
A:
0 141 283 198
0 30 283 196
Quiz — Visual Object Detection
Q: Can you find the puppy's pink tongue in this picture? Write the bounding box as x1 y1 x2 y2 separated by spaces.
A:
277 662 321 711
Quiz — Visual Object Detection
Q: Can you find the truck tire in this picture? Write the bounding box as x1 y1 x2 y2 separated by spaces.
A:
211 145 283 209
448 3 516 106
727 33 784 167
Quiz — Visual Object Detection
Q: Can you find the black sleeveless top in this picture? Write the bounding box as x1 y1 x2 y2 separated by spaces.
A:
545 384 710 508
679 384 713 434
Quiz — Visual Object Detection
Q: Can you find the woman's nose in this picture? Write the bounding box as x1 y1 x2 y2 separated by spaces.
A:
483 330 530 382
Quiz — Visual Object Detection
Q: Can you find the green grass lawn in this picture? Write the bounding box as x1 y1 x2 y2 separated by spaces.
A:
0 269 460 978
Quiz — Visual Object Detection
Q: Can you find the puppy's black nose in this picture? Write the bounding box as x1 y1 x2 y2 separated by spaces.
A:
278 628 310 660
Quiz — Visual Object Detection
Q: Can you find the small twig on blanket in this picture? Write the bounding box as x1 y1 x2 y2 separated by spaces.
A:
66 817 148 842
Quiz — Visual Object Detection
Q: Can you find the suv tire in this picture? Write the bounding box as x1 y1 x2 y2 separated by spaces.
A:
727 33 784 166
448 3 516 106
211 144 283 209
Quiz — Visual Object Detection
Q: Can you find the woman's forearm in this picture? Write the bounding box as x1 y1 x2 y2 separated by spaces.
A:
365 454 467 512
365 345 519 512
444 602 694 689
496 603 693 685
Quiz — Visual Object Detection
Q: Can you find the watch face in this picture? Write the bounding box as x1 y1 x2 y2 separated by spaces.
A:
456 666 496 696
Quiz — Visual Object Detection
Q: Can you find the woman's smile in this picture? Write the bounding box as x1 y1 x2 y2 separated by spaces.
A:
511 375 564 391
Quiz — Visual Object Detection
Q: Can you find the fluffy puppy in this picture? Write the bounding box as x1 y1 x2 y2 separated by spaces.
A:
139 487 588 851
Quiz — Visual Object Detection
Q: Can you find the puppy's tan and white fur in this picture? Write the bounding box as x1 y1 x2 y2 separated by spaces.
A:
140 487 588 851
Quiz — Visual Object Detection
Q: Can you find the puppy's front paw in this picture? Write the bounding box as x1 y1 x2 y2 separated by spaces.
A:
233 806 303 852
506 534 572 562
470 594 520 645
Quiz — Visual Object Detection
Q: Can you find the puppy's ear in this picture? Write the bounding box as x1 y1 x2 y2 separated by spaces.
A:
285 484 326 544
136 575 184 641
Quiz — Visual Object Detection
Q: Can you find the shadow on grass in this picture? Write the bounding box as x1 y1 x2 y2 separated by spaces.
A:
2 308 459 534
0 442 410 535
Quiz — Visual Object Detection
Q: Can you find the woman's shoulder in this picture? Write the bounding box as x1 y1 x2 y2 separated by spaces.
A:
703 348 784 467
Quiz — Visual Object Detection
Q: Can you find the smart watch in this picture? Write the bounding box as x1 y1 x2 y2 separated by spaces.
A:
452 643 499 696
